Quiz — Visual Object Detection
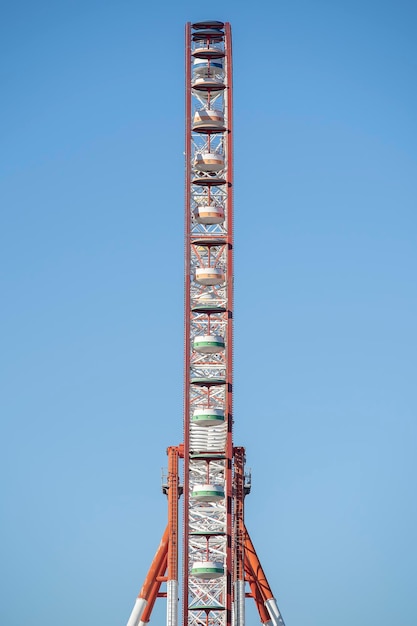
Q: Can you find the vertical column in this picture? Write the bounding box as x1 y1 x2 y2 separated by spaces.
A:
233 448 245 626
183 20 192 626
224 23 234 626
167 446 180 626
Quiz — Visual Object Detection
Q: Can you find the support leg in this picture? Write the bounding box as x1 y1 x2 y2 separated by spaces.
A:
244 526 285 626
126 445 180 626
139 552 168 626
244 558 272 626
126 526 169 626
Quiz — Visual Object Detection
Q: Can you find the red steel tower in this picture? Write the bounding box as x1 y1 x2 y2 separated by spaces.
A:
126 21 286 626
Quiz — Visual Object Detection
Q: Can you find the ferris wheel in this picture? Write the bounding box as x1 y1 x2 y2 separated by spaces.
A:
184 20 234 626
126 21 286 626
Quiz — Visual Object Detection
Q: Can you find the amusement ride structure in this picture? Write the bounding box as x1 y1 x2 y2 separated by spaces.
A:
126 21 286 626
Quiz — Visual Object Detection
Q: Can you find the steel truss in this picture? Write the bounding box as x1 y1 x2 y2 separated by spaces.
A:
126 20 285 626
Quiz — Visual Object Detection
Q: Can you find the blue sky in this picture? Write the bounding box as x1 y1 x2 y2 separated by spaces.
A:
1 1 416 625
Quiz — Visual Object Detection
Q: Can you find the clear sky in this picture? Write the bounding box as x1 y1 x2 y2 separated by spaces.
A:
1 1 416 625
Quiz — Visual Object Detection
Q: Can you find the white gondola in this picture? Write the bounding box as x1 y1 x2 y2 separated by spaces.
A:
192 20 224 30
191 484 225 501
192 173 226 186
195 267 225 285
192 292 226 313
194 152 224 172
191 408 225 426
193 58 223 77
192 77 225 94
193 204 225 224
193 109 225 132
191 561 224 579
192 44 225 59
193 334 225 354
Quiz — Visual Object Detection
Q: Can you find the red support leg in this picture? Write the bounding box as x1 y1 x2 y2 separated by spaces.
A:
126 526 169 626
244 526 285 626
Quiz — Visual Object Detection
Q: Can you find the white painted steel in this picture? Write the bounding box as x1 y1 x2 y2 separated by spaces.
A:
126 597 147 626
234 580 245 626
265 598 286 626
189 422 227 451
166 580 178 626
